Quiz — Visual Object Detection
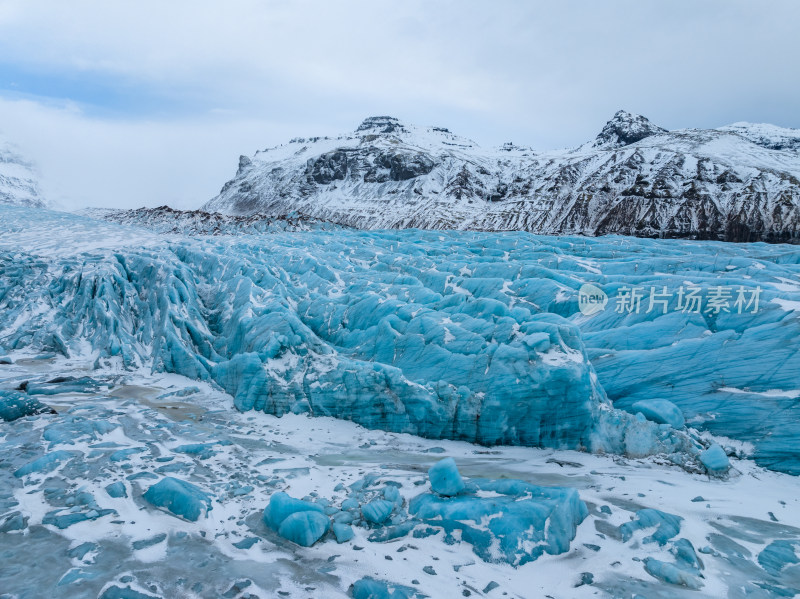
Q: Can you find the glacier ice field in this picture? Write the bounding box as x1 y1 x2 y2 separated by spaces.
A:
1 204 800 598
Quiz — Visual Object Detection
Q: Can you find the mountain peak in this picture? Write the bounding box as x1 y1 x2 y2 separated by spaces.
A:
0 137 48 209
356 116 406 134
594 110 667 148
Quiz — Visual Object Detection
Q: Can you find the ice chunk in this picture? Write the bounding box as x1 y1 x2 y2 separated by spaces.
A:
43 505 116 529
109 448 145 463
263 491 324 530
409 478 587 565
368 522 416 543
14 450 76 477
332 522 354 543
67 542 97 560
428 457 464 496
361 499 395 525
99 586 161 599
0 512 28 532
232 537 260 549
630 399 685 428
619 509 682 546
142 477 212 521
590 407 694 460
0 390 54 421
173 442 219 459
699 444 730 475
672 538 703 570
43 413 118 447
644 558 703 589
132 533 167 550
758 540 800 575
277 510 330 547
24 376 102 396
350 577 426 599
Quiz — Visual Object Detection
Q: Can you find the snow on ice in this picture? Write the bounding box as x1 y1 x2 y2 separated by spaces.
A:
2 204 800 598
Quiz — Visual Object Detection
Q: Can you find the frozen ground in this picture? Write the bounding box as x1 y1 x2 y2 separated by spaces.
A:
2 205 800 597
2 360 800 599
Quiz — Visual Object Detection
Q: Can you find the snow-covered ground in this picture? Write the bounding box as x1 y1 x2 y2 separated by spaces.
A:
2 360 800 598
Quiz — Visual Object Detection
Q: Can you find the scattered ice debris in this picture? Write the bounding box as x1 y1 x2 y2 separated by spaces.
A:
142 477 212 521
617 509 708 589
42 408 118 447
408 459 587 565
1 337 799 598
258 457 587 566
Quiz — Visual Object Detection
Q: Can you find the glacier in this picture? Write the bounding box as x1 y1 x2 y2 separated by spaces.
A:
3 204 800 598
2 205 800 472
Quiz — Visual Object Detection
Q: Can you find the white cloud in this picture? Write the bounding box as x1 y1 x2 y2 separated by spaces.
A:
0 0 798 208
0 97 302 210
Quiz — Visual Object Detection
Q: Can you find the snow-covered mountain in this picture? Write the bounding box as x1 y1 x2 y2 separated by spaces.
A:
203 112 800 243
0 135 47 209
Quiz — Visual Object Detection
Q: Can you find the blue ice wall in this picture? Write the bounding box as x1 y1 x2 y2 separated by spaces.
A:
1 206 798 471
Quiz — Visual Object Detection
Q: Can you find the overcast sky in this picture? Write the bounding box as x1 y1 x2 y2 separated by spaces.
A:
1 0 798 209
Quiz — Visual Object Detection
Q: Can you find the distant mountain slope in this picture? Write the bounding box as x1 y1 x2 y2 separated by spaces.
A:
84 205 343 235
203 112 800 243
0 135 47 208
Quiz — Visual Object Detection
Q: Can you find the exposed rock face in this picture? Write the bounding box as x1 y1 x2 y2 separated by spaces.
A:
84 205 340 235
593 110 668 148
203 113 800 243
0 137 47 209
